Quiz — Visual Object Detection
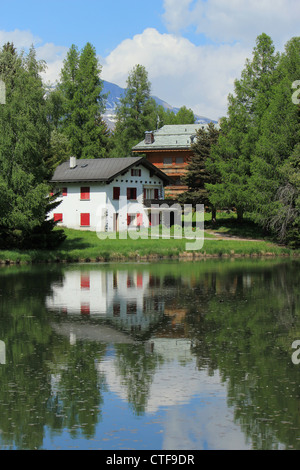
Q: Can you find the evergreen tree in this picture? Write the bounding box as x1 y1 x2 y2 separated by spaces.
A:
206 34 279 221
110 64 157 157
0 43 65 248
56 43 108 159
157 105 195 127
250 37 300 244
180 122 220 221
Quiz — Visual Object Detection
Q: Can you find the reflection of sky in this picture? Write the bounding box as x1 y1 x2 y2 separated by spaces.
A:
93 347 252 450
41 344 252 450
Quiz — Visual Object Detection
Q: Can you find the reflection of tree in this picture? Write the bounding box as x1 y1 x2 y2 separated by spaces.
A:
0 267 107 449
46 337 106 440
0 266 64 449
1 260 300 450
113 343 163 416
184 261 300 450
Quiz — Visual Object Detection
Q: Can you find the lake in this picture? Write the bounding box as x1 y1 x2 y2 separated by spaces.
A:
0 258 299 450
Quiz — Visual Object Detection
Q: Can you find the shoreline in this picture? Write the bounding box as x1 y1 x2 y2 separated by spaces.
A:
1 228 299 266
0 248 299 266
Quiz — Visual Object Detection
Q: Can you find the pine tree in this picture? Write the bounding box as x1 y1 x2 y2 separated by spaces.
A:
0 43 65 248
206 33 279 221
56 43 108 158
180 122 220 221
250 37 300 244
110 64 157 157
156 105 195 127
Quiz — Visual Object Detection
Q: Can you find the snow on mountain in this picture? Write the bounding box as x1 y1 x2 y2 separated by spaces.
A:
102 80 216 130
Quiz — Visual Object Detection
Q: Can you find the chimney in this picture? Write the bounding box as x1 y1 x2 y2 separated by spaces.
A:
145 131 154 144
70 156 77 169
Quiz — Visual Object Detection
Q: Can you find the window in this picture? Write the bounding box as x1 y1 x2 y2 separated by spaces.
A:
62 187 68 196
80 213 90 226
113 187 120 200
131 168 141 177
81 186 90 200
164 157 173 165
127 302 137 315
144 188 159 199
81 303 90 315
176 156 184 164
113 303 120 317
81 274 90 290
127 275 134 287
127 187 137 200
54 213 63 223
137 273 143 287
127 214 135 226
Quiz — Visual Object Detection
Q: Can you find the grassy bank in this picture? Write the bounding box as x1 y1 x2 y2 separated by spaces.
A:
0 224 298 265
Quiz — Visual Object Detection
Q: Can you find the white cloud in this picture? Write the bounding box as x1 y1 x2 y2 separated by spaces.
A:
163 0 300 48
102 28 250 120
0 29 41 49
0 30 68 86
36 43 68 85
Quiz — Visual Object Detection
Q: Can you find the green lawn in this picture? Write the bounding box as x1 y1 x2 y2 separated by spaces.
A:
0 224 298 264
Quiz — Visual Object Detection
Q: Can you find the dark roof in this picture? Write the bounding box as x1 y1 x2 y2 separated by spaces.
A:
51 156 172 185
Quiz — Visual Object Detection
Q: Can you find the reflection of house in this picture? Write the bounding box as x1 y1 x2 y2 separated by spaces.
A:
132 124 212 198
49 156 170 231
46 269 165 333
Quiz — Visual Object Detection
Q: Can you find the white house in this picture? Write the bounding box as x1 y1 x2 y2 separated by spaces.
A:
49 156 171 232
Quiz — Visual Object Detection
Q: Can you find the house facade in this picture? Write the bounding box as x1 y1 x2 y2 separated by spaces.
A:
132 124 213 198
49 156 171 232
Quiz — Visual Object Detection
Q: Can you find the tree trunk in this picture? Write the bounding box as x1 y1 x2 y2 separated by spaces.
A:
211 206 216 224
236 207 244 222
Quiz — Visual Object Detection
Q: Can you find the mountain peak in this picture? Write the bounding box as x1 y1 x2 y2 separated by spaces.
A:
102 80 216 130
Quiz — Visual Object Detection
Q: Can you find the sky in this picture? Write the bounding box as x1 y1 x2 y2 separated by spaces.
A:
0 0 299 120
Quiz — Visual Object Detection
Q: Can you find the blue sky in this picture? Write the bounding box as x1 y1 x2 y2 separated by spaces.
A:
0 0 299 119
0 0 166 56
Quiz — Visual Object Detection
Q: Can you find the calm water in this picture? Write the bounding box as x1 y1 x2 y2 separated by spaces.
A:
0 258 299 450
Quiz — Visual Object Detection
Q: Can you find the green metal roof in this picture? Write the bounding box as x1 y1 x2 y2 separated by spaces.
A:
132 124 212 152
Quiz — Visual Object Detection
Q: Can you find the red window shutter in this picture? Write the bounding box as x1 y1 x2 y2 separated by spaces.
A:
81 213 90 226
137 213 143 226
50 191 54 197
81 187 90 200
127 214 131 226
54 213 63 222
137 273 143 287
154 188 159 200
113 187 120 200
81 304 90 315
81 274 90 290
62 187 68 197
127 188 136 200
